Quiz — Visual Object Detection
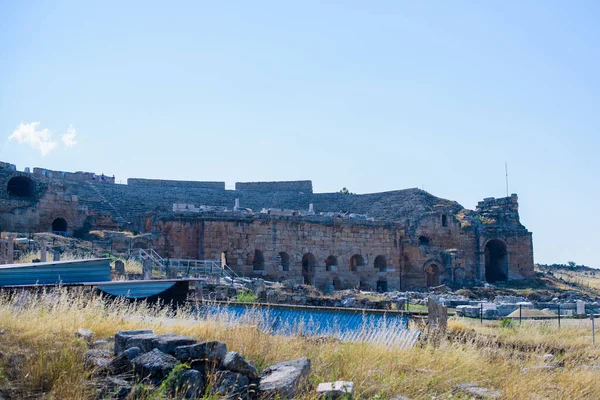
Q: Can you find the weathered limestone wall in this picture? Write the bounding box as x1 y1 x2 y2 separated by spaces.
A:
153 216 403 290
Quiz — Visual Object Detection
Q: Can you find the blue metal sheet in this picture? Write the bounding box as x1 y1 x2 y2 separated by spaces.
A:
96 281 176 298
0 258 111 286
199 303 421 348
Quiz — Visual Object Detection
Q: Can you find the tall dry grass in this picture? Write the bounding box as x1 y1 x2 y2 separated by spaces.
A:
0 289 599 399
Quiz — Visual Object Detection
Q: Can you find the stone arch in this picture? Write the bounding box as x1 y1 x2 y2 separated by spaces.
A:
349 254 364 272
7 176 34 198
374 255 387 272
52 217 68 233
252 249 265 271
425 262 441 287
302 253 316 285
278 251 290 272
325 255 337 271
484 239 508 283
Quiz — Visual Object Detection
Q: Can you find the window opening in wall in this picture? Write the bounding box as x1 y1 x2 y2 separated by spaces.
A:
374 255 387 272
302 253 316 285
325 255 337 271
442 214 448 227
419 236 430 246
253 249 265 270
349 254 364 272
278 252 290 271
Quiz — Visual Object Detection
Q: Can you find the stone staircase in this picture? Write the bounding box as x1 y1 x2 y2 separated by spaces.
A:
84 181 129 227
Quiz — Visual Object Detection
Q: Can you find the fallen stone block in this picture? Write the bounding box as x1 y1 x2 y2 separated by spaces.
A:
107 347 141 375
114 329 153 355
76 328 93 342
176 369 206 399
316 381 354 399
211 370 250 399
222 351 259 379
260 357 311 399
174 341 227 369
99 377 133 400
152 334 196 354
453 382 501 399
84 349 112 371
132 348 179 384
124 333 159 354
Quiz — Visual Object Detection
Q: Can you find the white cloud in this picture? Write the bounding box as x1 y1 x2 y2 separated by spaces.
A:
62 125 77 147
9 122 58 156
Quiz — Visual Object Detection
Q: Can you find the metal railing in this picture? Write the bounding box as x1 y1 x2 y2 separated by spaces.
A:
128 248 239 279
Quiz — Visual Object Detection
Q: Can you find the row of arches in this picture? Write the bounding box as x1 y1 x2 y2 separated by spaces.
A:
250 250 389 273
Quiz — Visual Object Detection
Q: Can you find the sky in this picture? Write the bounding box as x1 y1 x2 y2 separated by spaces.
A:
1 1 599 267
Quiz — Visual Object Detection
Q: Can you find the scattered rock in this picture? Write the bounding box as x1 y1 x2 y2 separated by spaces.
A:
6 354 27 380
222 351 259 379
76 328 93 342
521 364 563 374
176 369 206 399
541 353 555 362
92 340 110 348
132 348 179 383
107 347 141 375
260 357 311 399
211 370 250 399
124 333 159 354
174 341 227 369
316 381 354 399
114 329 153 355
152 333 196 354
453 382 502 399
84 349 112 371
99 377 133 399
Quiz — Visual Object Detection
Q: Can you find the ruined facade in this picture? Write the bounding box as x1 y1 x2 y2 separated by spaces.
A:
0 161 534 291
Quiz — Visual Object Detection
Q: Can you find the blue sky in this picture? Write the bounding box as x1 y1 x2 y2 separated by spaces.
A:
1 1 599 267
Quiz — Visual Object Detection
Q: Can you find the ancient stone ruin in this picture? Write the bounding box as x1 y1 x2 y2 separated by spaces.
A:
0 160 534 291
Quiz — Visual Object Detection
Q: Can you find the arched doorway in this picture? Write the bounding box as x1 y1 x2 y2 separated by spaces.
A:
302 253 316 285
278 252 290 271
7 176 34 198
374 255 387 272
52 217 68 233
485 240 508 283
426 264 440 287
349 254 364 272
252 250 264 271
376 278 388 293
325 255 337 271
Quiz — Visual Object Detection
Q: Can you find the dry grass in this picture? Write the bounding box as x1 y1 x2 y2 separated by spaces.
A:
1 290 600 399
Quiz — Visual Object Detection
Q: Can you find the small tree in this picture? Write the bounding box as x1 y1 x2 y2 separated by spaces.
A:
339 187 355 195
568 261 576 269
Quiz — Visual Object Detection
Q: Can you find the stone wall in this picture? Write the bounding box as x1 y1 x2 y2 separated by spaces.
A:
128 178 226 190
153 215 402 291
235 181 313 193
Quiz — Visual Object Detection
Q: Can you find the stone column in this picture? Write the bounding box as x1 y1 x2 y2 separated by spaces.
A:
40 238 47 262
143 259 153 280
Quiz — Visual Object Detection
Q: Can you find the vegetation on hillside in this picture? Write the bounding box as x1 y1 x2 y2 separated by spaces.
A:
1 289 600 399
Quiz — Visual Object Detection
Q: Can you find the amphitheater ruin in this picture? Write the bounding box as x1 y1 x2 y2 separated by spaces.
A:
0 161 534 291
